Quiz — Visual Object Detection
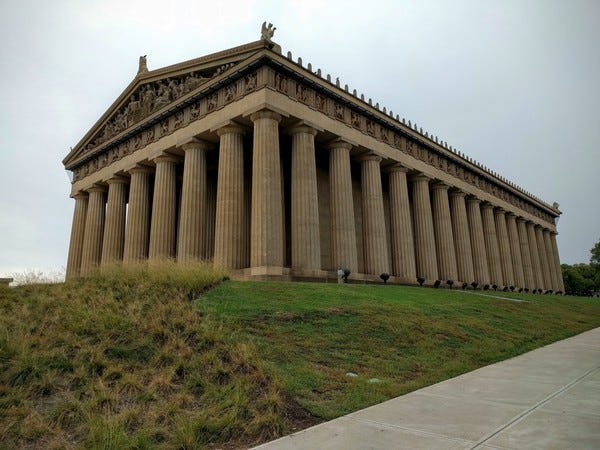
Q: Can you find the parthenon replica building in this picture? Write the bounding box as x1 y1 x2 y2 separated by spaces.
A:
63 25 564 292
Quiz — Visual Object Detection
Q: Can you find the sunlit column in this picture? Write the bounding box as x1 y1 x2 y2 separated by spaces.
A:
506 213 525 289
431 182 458 282
123 166 152 263
449 190 475 285
526 221 544 290
65 192 88 279
101 176 128 267
466 197 489 287
494 208 514 288
481 203 503 287
80 184 106 276
149 154 179 261
517 218 534 290
387 165 416 281
411 174 438 282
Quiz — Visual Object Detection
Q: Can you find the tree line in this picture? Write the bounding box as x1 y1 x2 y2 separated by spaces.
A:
561 239 600 296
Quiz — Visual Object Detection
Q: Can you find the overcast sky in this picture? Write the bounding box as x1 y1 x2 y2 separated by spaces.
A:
0 0 598 277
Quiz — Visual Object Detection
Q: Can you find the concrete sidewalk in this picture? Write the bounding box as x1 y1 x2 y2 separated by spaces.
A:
253 327 600 450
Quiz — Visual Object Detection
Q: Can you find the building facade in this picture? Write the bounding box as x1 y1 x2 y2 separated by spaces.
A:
62 31 564 292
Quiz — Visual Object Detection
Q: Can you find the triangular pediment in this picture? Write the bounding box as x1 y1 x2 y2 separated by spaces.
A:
63 39 279 168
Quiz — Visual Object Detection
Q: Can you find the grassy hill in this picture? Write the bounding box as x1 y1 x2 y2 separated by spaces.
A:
2 265 600 449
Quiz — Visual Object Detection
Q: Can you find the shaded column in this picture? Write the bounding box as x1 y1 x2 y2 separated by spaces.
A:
65 192 88 280
177 139 211 263
550 232 565 293
123 166 152 263
387 165 416 281
517 218 535 290
466 197 489 286
543 229 560 291
80 184 106 276
327 139 358 272
148 154 179 261
526 221 544 290
506 213 525 289
250 109 284 268
481 203 503 287
358 153 389 276
410 174 438 282
214 125 247 269
535 225 552 291
101 176 128 267
431 182 458 282
494 208 515 288
449 190 475 285
289 125 321 271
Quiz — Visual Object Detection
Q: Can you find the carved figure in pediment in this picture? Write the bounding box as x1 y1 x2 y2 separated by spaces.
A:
127 95 142 124
140 85 156 115
115 111 127 131
146 127 155 142
296 83 308 102
224 84 236 102
184 73 202 93
366 120 374 136
154 82 170 110
133 134 142 149
261 21 276 42
275 72 287 93
334 103 344 120
167 78 180 101
245 73 257 91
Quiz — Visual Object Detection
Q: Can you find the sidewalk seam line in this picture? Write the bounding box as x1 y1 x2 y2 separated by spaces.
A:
469 365 600 450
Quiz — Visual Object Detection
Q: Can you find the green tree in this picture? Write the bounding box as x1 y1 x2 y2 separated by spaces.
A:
561 238 600 296
591 239 600 266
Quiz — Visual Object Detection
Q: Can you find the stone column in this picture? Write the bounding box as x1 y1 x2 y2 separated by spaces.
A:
100 176 128 267
494 208 515 288
387 165 416 281
506 213 525 289
148 154 179 261
535 225 552 291
517 218 535 290
550 232 565 293
327 139 358 272
177 139 210 263
431 182 458 282
526 221 544 290
543 229 560 291
250 109 284 268
449 190 475 285
80 184 106 276
358 153 389 276
123 166 152 263
65 192 88 280
214 125 247 269
466 197 489 287
410 174 438 282
481 203 503 287
289 125 321 271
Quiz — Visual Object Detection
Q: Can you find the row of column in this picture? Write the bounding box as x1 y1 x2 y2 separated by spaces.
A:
66 108 564 293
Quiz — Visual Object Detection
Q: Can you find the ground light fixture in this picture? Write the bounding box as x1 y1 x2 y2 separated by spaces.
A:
461 282 468 290
342 268 351 283
483 284 490 291
446 279 454 289
471 281 479 289
380 273 390 284
417 276 425 287
433 280 441 288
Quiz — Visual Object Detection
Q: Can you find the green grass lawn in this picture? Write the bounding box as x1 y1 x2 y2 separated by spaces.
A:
1 269 599 449
198 281 600 419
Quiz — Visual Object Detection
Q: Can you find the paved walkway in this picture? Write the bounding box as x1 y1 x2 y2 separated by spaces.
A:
253 327 600 450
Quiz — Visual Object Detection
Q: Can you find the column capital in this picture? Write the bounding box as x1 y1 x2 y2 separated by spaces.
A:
480 201 495 211
355 152 382 163
494 207 506 216
152 153 180 165
86 183 106 194
249 109 282 123
105 175 129 185
215 123 247 137
430 181 450 191
128 164 153 175
409 173 431 183
506 211 517 218
465 195 481 205
71 191 88 200
179 137 213 152
325 138 353 151
288 124 318 136
384 163 410 174
516 216 527 224
449 188 466 198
